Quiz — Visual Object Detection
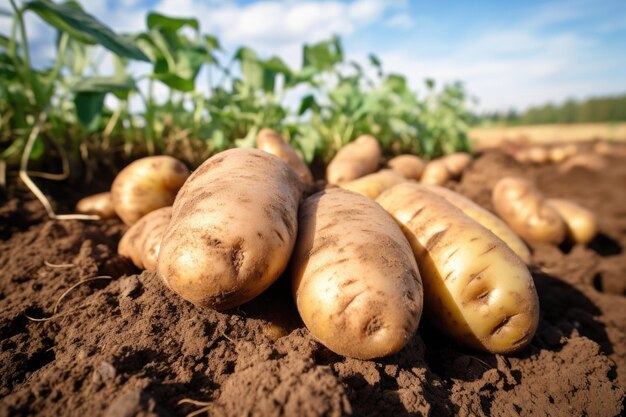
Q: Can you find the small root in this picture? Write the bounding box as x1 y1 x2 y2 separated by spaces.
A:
178 399 211 417
44 260 75 268
25 276 112 322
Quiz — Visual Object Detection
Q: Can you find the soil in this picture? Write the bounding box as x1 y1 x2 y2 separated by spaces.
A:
1 148 625 417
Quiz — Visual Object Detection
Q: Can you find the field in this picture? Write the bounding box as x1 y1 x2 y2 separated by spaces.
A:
1 145 625 417
470 123 626 150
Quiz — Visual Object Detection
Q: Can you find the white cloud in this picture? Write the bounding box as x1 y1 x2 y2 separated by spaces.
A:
385 14 414 29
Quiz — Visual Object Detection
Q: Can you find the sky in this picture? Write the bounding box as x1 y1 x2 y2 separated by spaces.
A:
1 0 625 111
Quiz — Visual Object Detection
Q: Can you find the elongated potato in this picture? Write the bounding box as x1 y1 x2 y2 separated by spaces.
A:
559 153 606 173
292 188 423 359
421 159 450 185
377 183 539 353
388 154 425 180
527 147 549 164
76 192 116 219
256 128 314 186
327 135 381 184
421 184 531 264
340 169 406 199
111 156 190 225
119 206 172 270
546 199 598 244
442 152 472 177
492 177 566 245
157 148 302 310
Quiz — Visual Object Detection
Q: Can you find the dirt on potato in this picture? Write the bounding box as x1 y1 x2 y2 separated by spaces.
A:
1 146 625 417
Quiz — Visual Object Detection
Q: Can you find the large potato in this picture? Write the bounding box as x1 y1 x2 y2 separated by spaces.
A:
546 199 598 244
256 128 314 186
421 185 531 264
157 148 302 310
387 154 425 180
76 192 116 219
326 135 381 184
111 156 190 225
377 183 539 354
492 177 566 244
119 206 172 270
292 188 423 359
340 169 406 200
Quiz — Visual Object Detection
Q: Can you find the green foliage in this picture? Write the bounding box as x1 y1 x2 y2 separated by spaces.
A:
478 94 626 126
0 0 472 174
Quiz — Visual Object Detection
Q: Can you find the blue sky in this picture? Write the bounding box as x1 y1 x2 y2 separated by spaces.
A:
1 0 625 111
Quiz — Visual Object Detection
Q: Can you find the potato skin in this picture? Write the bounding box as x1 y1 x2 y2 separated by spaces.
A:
377 183 539 354
118 206 172 270
340 169 406 199
76 192 116 219
111 156 190 225
421 184 531 264
291 188 423 359
546 199 598 244
442 152 472 177
157 148 303 310
492 177 566 245
256 128 314 186
421 159 450 185
326 135 381 184
388 155 425 180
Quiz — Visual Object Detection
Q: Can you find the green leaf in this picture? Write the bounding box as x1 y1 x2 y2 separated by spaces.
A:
24 0 150 61
302 36 343 71
234 127 258 148
369 53 382 69
235 47 263 90
74 91 105 131
147 12 199 32
152 73 195 92
73 75 136 93
204 34 221 50
298 94 319 116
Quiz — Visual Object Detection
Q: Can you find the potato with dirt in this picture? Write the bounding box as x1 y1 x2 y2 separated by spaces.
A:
421 184 531 263
387 154 425 180
340 169 406 199
111 156 190 225
157 148 302 310
326 135 381 184
291 188 423 359
118 206 172 270
492 177 566 245
546 199 598 244
420 159 450 185
256 128 314 186
75 192 116 219
377 183 539 354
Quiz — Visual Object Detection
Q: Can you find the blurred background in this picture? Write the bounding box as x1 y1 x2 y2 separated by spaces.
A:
1 0 625 175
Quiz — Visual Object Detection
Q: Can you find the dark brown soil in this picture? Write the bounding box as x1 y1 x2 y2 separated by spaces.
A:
1 148 625 417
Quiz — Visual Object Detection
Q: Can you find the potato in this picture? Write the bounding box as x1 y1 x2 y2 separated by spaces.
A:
76 192 116 219
340 169 406 199
256 128 314 186
291 188 423 359
527 147 549 164
546 199 598 244
111 156 190 225
377 183 539 353
388 154 425 180
441 152 472 177
492 177 566 244
157 148 302 310
119 206 172 270
327 135 381 184
421 184 531 263
421 159 450 185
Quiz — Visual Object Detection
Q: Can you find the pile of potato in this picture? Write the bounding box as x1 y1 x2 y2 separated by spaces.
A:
78 131 598 360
